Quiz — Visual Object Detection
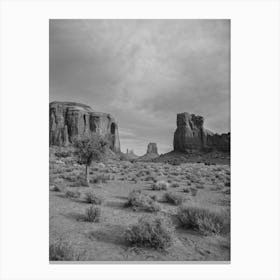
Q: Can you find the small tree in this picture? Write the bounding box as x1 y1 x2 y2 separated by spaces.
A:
73 134 108 185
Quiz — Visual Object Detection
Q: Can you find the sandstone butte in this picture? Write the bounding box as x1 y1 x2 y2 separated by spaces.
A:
173 112 230 153
49 101 120 153
49 102 229 156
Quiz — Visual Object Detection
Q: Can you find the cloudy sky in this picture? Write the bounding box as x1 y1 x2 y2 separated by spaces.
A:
50 19 230 155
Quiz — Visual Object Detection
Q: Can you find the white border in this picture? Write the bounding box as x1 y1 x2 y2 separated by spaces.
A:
1 0 280 279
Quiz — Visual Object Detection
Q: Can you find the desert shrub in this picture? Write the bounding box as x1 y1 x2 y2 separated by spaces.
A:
55 150 72 158
151 180 169 191
90 174 109 184
61 174 77 182
136 169 151 177
170 171 179 176
77 175 90 186
225 181 230 187
125 216 174 249
145 175 157 182
129 177 137 183
49 239 84 261
223 189 230 195
84 205 101 222
50 185 60 192
65 168 74 173
170 182 180 188
210 186 222 191
168 159 181 166
149 194 158 201
125 190 160 212
84 192 103 204
177 205 229 235
65 190 80 199
190 187 198 196
164 191 186 205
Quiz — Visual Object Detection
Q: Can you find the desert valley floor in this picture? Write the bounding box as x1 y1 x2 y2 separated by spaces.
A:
49 147 230 262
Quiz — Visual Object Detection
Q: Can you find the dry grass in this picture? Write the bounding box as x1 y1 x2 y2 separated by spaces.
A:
50 147 230 261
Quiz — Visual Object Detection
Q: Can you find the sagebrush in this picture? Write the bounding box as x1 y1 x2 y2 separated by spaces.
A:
177 204 229 235
125 190 160 212
125 216 174 249
49 239 85 261
164 191 186 205
84 205 101 222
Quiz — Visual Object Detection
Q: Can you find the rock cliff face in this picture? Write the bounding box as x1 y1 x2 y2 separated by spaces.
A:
146 143 159 155
49 101 120 153
173 112 230 153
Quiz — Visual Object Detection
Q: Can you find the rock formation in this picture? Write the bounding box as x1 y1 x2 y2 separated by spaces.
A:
136 143 159 162
49 101 120 153
146 143 159 155
173 112 230 153
120 149 139 161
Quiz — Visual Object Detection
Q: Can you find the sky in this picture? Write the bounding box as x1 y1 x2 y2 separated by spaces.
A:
50 19 230 155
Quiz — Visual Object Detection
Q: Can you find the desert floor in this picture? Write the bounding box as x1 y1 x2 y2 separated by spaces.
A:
49 147 230 262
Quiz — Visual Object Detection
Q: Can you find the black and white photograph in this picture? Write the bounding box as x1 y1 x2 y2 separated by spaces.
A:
1 0 280 279
49 19 230 262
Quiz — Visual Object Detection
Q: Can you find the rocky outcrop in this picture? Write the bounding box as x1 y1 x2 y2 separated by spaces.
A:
136 143 159 162
146 143 159 155
205 132 230 152
49 101 120 153
173 112 230 153
120 149 139 161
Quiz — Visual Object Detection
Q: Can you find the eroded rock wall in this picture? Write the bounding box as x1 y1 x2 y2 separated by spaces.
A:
49 101 120 153
173 112 230 153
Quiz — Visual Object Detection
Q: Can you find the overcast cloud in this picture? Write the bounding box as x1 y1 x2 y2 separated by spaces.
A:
50 19 230 155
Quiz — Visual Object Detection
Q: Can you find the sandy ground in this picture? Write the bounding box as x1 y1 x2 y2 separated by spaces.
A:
49 148 230 262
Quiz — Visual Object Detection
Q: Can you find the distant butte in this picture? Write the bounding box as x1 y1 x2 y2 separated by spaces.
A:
173 112 230 153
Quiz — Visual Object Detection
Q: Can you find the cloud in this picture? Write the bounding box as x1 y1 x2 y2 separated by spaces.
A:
50 19 230 155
